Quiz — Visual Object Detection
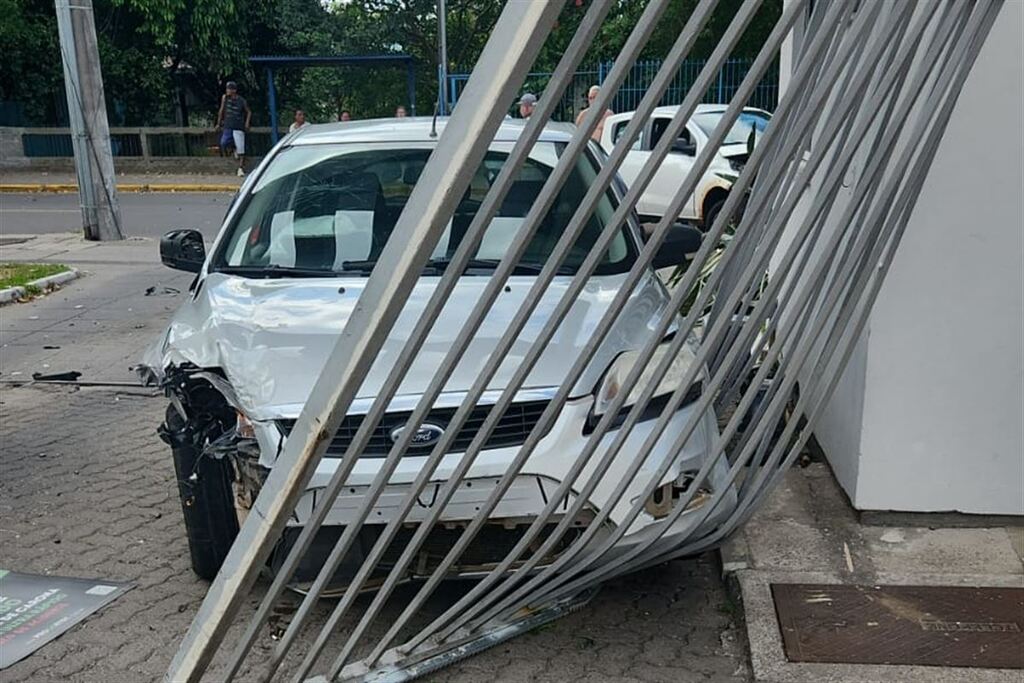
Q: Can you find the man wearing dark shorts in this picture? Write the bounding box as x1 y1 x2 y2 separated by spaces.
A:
217 81 251 176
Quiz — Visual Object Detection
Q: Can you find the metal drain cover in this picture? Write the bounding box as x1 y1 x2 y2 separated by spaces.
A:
772 583 1024 669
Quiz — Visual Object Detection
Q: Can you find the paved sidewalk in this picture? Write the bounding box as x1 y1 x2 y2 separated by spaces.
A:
0 232 752 682
722 462 1023 683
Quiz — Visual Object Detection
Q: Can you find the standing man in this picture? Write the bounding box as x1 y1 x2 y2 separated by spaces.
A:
217 81 251 177
289 109 309 133
518 92 536 118
575 85 613 141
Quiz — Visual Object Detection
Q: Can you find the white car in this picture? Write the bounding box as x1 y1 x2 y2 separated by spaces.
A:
599 104 771 228
142 118 735 585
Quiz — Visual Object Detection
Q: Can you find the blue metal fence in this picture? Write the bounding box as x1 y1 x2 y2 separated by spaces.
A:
17 128 278 158
448 57 778 121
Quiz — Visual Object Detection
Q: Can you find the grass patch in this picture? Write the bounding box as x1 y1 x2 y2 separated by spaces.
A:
0 263 69 290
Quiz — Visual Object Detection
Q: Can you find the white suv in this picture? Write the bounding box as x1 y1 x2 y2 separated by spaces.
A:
599 104 770 229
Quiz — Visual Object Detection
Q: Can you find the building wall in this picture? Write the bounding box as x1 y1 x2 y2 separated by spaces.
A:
853 0 1024 513
812 1 1023 514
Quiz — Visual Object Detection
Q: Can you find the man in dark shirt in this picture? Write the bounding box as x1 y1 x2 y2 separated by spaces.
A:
217 81 251 177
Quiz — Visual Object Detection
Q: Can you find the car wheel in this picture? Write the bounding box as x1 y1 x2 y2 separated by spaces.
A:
161 404 240 580
703 198 726 233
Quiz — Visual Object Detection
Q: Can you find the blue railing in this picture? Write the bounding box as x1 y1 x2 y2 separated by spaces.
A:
448 57 778 121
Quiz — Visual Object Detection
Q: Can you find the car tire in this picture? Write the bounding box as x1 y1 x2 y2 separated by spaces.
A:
703 198 726 233
162 404 240 580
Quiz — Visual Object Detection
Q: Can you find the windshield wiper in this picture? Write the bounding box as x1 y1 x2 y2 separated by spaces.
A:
216 265 351 278
340 259 378 271
425 257 574 275
426 257 500 272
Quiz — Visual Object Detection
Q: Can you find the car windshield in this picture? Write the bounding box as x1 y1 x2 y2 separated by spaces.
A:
214 140 635 277
692 110 771 146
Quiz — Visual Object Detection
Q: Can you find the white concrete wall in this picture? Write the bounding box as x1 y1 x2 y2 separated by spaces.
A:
810 1 1024 514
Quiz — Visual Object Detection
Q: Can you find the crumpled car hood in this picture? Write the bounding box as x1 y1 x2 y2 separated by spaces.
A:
143 271 672 420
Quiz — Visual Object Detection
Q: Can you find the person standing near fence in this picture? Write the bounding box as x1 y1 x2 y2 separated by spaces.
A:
217 81 251 177
575 85 613 141
518 93 536 118
289 109 309 133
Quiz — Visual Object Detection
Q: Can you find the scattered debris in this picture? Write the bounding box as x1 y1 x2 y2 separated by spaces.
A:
144 285 180 297
30 371 81 382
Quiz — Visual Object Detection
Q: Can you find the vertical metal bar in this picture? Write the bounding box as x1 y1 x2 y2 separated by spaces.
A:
267 68 279 144
163 3 567 681
437 0 449 114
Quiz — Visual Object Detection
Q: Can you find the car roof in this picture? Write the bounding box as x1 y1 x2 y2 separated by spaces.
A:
288 116 577 145
603 103 769 124
649 103 770 117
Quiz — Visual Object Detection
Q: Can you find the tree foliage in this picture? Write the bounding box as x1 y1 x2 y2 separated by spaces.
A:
0 0 781 127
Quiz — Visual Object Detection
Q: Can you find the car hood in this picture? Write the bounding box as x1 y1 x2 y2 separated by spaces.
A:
143 271 672 420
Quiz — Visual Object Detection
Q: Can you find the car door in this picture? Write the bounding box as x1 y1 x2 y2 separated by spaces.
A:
601 113 699 223
641 115 698 221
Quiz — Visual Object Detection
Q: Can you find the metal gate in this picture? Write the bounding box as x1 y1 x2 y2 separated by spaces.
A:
164 0 1001 680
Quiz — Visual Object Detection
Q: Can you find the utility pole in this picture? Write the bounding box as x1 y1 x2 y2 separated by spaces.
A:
437 0 448 115
54 0 123 241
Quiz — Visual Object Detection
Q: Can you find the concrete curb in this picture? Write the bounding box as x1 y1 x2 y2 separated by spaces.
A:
0 183 238 193
0 267 80 305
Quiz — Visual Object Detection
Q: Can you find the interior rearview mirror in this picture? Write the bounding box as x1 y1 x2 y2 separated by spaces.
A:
160 229 207 273
652 222 703 269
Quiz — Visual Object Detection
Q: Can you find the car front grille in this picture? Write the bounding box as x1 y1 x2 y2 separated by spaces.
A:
277 400 552 458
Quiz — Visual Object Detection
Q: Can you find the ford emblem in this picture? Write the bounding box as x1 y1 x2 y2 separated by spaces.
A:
390 423 445 446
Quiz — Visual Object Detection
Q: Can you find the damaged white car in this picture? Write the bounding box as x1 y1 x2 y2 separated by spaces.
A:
140 118 735 587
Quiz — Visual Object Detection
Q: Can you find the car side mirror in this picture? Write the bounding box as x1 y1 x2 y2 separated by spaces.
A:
160 229 206 273
652 222 703 269
672 139 696 156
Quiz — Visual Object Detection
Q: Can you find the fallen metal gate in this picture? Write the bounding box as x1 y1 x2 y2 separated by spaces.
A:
165 0 1001 680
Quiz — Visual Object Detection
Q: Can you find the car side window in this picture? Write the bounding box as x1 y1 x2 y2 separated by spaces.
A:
612 120 640 151
649 117 671 149
647 116 696 153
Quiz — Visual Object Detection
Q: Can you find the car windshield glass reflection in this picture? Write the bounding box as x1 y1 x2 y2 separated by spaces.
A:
215 142 635 277
693 111 770 146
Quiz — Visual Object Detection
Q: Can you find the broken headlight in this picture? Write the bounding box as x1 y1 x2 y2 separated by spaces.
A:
592 337 700 426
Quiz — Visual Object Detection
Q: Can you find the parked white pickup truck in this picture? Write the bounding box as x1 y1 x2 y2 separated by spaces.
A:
599 104 771 229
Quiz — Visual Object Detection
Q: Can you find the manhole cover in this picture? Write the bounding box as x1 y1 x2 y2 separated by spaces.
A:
772 583 1024 669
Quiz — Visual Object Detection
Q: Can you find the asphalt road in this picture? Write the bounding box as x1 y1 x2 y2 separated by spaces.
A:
0 192 233 240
